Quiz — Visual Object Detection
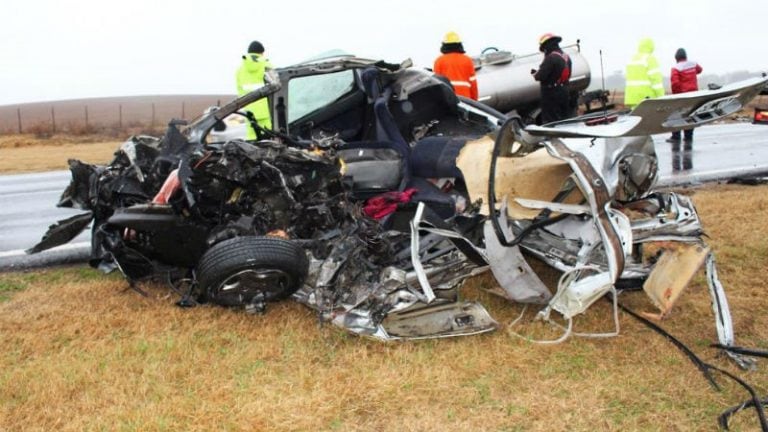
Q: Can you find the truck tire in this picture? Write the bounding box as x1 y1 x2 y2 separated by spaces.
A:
196 236 308 307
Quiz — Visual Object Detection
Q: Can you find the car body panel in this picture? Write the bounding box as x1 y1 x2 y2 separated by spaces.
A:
526 77 768 138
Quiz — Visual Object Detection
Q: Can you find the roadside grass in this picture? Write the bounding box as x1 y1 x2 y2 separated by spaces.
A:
0 135 119 173
0 277 29 302
1 183 767 431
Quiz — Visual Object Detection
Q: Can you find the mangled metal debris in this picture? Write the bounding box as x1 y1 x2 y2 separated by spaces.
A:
29 56 767 365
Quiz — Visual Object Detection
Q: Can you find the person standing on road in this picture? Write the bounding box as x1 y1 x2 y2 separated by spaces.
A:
668 48 703 143
236 40 274 140
532 33 572 124
433 32 478 100
624 37 665 109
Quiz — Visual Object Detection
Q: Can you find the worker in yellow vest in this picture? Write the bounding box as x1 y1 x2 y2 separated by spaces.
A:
624 38 665 109
236 41 273 139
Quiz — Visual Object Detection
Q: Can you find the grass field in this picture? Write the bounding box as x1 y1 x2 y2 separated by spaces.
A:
0 134 120 173
1 138 767 431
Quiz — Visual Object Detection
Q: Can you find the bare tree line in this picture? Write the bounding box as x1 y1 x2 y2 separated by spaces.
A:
0 95 234 135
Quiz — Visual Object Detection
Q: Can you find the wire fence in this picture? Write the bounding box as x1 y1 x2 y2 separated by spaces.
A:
0 95 234 136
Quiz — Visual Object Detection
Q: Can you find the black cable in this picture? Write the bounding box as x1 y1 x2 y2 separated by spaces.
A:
615 299 720 390
488 117 513 246
711 343 768 359
711 366 768 430
720 397 768 429
614 296 768 431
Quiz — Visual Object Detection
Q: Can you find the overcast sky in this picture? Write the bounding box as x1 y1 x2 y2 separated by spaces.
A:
0 0 764 105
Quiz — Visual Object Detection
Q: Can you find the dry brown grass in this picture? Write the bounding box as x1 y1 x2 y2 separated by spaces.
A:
1 183 767 431
0 135 120 173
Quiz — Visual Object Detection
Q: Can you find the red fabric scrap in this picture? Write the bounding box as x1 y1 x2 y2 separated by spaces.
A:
363 188 418 220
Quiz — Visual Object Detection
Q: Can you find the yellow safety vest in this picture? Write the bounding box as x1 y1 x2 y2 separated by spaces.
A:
624 38 665 108
236 53 273 137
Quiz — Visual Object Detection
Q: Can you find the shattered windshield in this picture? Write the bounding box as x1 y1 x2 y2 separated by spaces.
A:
287 69 355 123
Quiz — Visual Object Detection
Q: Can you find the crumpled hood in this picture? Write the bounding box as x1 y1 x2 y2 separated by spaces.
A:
637 38 655 54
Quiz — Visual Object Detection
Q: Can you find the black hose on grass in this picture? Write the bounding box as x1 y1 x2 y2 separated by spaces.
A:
613 295 768 431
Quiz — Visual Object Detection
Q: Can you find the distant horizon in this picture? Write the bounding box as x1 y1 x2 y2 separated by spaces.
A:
0 94 232 133
3 68 765 108
0 93 237 109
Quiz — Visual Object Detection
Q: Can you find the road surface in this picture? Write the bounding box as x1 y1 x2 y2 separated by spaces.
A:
1 122 767 270
655 123 768 187
0 170 90 270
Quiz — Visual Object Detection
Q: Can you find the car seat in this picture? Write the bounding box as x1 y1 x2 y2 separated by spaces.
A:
341 67 459 219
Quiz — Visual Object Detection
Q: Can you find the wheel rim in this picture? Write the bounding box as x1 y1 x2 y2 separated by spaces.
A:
212 268 293 304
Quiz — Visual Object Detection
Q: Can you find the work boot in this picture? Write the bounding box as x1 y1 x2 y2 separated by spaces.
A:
683 138 693 151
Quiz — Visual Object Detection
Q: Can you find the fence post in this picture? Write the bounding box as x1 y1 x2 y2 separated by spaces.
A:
17 108 22 134
119 104 123 129
182 102 185 119
151 103 155 126
217 99 220 107
85 105 89 128
51 106 56 133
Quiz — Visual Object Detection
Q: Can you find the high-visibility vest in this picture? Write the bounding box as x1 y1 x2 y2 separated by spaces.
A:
433 53 478 100
236 53 273 134
624 39 664 108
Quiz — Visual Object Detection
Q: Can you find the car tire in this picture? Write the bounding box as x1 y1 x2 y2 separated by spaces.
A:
196 236 308 307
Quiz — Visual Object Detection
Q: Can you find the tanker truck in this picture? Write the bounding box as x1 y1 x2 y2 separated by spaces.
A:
473 41 591 124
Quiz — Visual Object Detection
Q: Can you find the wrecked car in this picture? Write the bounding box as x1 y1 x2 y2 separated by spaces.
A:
30 55 767 360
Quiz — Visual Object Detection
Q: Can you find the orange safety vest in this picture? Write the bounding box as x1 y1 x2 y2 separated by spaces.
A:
433 53 478 100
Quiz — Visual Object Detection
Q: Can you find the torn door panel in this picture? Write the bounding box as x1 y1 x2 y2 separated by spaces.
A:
26 212 93 254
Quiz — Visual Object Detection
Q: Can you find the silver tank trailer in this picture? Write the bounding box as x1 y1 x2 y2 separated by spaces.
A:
473 43 591 117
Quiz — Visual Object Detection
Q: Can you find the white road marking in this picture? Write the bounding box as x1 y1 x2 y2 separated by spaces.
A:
0 241 90 258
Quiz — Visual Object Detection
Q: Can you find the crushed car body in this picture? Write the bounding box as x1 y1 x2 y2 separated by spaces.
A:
29 55 767 361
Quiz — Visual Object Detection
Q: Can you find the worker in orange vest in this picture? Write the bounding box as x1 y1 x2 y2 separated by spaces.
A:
433 32 478 100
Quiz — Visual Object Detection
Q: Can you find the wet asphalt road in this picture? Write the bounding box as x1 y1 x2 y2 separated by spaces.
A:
654 122 768 187
0 170 90 270
0 122 766 270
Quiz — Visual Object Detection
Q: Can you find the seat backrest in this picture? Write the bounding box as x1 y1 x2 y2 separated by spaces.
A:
359 67 412 185
373 89 411 160
360 67 381 101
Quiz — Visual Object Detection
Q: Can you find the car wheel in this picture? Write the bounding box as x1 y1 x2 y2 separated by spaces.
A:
196 236 308 307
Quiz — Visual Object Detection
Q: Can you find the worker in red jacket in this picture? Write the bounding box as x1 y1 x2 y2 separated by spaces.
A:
668 48 703 143
433 32 478 100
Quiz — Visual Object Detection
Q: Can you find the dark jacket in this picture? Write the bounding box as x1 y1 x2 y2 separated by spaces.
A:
534 49 571 87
